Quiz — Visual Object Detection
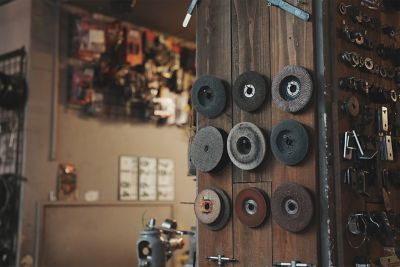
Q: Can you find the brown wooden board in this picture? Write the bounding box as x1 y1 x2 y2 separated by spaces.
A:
269 0 318 265
233 182 272 266
231 0 272 184
196 1 234 266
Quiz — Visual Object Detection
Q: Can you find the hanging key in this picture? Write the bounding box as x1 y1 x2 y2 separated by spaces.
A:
267 0 310 21
183 0 199 28
206 255 237 267
273 261 316 267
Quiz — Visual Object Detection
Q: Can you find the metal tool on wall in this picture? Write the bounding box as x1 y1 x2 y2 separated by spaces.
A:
136 218 195 267
267 0 311 21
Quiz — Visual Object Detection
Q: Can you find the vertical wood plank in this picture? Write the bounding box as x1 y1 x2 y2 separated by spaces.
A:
196 1 233 266
231 0 272 184
233 182 272 267
270 1 318 264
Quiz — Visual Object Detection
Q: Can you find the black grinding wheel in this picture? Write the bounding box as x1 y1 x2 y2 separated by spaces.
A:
271 183 314 233
190 126 228 173
272 65 313 113
270 119 309 166
191 75 226 118
232 71 267 112
0 74 28 111
227 122 266 170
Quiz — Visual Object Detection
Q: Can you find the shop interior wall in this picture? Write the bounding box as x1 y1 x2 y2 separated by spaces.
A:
0 0 197 264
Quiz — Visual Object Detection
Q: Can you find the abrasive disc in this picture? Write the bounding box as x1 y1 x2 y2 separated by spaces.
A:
227 122 266 170
191 75 226 118
271 183 314 233
272 65 313 113
190 126 228 173
232 71 267 112
270 120 309 166
235 187 269 228
194 187 231 231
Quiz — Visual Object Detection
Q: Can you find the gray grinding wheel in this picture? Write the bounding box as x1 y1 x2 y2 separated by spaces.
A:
227 122 266 170
194 187 231 231
232 71 267 112
271 183 314 233
190 126 228 173
272 65 313 113
191 75 226 118
270 119 309 166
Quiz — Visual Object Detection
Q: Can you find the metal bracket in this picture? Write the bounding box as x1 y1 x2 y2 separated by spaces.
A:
267 0 310 21
273 261 316 267
206 255 237 267
376 106 389 133
380 135 394 161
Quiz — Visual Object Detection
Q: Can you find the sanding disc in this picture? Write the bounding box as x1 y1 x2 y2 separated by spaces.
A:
194 187 231 231
235 187 269 228
272 65 313 113
191 75 226 118
232 71 267 112
190 126 227 173
271 183 314 233
227 122 266 170
270 120 309 166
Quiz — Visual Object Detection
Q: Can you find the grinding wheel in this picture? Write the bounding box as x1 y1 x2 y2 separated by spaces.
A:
194 187 231 231
270 120 309 166
235 187 269 228
232 71 267 112
190 126 228 173
191 75 226 118
272 65 313 113
227 122 266 170
0 75 28 110
271 183 314 233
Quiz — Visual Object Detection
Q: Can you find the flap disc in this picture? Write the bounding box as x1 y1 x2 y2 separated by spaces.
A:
272 65 313 113
191 75 226 118
270 119 309 166
271 183 314 233
233 71 267 112
227 122 266 170
190 126 228 173
194 187 231 231
235 187 269 228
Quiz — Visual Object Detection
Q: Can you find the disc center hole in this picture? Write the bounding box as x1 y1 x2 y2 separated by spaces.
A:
245 199 257 215
243 84 256 98
237 137 252 155
284 199 299 215
280 76 301 101
198 86 214 106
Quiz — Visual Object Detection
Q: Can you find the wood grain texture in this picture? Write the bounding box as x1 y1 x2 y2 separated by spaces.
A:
231 0 272 183
233 182 272 267
196 1 234 266
270 1 318 264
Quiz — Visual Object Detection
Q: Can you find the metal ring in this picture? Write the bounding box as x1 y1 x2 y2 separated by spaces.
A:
364 58 374 70
346 213 367 249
